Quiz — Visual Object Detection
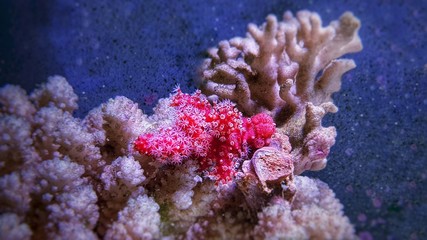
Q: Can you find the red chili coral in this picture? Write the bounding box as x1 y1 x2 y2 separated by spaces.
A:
134 89 275 183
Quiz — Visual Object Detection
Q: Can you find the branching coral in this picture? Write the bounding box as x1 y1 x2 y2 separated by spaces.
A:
0 171 33 216
30 157 99 239
97 156 147 234
0 213 32 240
0 9 361 240
200 10 361 118
0 116 39 175
0 76 152 239
253 176 355 240
30 75 78 113
104 194 161 240
146 161 217 236
0 85 35 120
200 10 362 174
32 106 104 176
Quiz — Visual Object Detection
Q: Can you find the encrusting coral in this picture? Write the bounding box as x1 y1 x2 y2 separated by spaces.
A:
0 10 361 240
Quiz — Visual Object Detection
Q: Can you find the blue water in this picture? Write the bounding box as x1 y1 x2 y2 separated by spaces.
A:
1 0 426 238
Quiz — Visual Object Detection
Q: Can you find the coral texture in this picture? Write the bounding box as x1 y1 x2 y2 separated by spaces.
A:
200 10 363 174
0 9 361 240
253 176 355 240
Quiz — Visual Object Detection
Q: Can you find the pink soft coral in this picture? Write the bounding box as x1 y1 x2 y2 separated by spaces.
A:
134 89 275 183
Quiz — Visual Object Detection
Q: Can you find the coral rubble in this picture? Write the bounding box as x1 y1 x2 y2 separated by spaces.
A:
0 10 361 240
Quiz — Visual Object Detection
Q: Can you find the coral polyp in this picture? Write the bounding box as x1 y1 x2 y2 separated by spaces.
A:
134 88 275 182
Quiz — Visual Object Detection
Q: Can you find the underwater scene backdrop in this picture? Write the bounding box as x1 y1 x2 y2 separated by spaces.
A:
0 0 426 239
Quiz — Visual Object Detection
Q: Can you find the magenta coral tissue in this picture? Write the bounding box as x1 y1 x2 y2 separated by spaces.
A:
0 10 361 240
134 88 275 183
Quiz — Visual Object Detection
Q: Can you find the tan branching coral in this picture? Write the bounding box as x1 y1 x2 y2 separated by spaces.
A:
200 10 362 174
200 10 362 118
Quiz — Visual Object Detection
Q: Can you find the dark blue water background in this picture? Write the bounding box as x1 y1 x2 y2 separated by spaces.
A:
1 0 426 239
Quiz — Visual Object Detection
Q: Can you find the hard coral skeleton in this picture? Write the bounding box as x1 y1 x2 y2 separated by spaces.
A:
0 9 361 240
200 10 363 174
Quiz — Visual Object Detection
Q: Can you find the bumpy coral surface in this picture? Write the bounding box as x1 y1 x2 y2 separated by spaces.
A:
0 9 361 240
